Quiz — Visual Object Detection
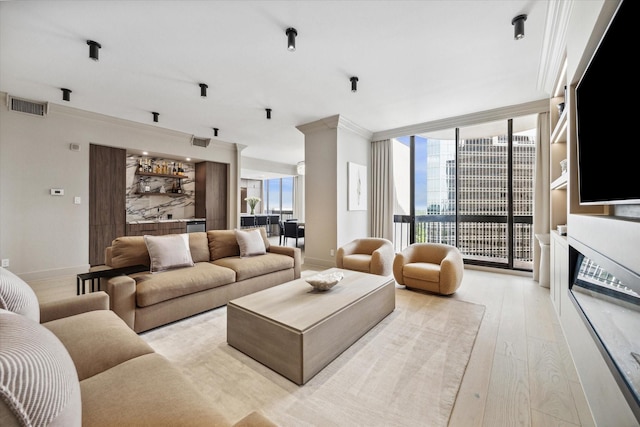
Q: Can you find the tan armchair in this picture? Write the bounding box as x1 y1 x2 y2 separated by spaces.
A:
393 243 464 295
336 238 394 276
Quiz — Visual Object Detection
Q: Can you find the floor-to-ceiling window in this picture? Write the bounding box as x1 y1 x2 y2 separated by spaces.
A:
393 114 536 271
263 176 295 221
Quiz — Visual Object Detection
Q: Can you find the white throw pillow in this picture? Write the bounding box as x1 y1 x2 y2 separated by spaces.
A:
235 229 266 258
143 234 194 273
0 309 82 426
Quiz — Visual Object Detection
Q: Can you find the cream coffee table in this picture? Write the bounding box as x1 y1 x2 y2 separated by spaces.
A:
227 268 395 385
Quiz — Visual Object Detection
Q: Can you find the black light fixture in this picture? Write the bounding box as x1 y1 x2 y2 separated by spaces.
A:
152 112 159 123
213 127 219 137
511 14 527 40
199 83 208 97
61 88 72 102
87 40 101 61
286 27 297 51
266 108 272 119
350 76 359 92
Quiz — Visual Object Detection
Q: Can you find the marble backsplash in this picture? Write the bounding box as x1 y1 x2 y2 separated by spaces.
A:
126 155 195 221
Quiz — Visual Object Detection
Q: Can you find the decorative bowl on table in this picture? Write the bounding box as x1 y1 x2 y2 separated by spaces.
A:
305 271 344 291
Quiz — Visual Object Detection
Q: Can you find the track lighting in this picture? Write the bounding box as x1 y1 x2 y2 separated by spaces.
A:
350 76 359 92
87 40 101 61
511 14 527 40
199 83 208 97
152 112 159 122
286 28 297 51
266 108 272 119
213 127 219 137
61 88 72 101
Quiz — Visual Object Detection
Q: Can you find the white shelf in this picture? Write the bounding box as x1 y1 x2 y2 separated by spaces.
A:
551 174 568 190
551 109 567 144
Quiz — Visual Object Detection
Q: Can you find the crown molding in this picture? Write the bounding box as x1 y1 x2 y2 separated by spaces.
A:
537 0 574 94
371 99 548 141
296 114 372 139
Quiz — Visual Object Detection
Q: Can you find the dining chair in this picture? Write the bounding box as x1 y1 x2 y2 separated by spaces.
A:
283 221 305 248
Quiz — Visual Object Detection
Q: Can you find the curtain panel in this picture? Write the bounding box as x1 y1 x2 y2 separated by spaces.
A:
533 112 550 282
370 139 394 240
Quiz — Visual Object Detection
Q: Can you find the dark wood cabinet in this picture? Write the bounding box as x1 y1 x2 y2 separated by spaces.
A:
126 222 186 236
89 144 126 266
195 161 227 230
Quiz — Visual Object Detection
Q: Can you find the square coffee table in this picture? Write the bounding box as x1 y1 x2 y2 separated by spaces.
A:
227 268 395 385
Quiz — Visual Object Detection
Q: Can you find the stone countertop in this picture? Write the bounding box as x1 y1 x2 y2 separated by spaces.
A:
127 218 205 224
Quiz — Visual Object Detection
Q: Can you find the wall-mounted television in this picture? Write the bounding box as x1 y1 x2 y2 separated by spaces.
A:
575 0 639 205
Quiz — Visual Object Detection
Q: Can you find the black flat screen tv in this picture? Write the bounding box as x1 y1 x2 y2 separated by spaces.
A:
575 0 639 205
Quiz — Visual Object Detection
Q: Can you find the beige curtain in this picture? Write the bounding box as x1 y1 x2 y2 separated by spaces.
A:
533 112 550 282
371 139 394 240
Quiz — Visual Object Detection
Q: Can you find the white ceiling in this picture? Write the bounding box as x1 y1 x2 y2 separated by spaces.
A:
0 1 551 178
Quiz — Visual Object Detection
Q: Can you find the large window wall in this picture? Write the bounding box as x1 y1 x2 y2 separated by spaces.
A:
393 114 537 271
263 176 295 221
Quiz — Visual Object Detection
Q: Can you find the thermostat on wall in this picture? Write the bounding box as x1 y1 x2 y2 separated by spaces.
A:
50 188 64 196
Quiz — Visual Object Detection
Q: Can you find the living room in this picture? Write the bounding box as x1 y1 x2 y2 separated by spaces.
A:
1 1 639 426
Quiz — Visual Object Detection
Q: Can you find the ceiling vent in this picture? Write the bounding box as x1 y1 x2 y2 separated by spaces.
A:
7 95 48 117
191 136 211 148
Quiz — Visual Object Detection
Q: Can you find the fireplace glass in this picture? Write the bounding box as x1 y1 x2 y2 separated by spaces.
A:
570 247 640 418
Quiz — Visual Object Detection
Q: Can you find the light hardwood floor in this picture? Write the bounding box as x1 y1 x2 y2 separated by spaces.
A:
28 256 595 427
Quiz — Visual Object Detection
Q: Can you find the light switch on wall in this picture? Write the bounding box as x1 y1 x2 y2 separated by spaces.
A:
74 196 81 204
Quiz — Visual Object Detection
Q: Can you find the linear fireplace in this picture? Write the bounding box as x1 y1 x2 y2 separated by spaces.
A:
568 237 640 422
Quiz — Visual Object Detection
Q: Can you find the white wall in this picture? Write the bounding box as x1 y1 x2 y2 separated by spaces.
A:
336 122 371 247
0 95 239 279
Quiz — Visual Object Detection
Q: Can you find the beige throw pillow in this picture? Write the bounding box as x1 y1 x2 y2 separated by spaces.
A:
235 229 266 258
143 234 194 273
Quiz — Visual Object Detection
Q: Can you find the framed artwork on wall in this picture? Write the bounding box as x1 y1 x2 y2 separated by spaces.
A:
348 162 367 211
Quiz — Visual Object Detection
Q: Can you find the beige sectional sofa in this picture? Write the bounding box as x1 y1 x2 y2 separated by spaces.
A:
98 228 301 333
0 267 276 426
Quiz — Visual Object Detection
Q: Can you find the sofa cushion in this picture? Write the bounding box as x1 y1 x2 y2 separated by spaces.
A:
213 253 294 282
80 353 231 427
342 254 373 273
110 236 150 269
208 228 270 261
144 233 195 273
403 262 440 283
0 267 40 322
188 231 210 263
0 309 81 427
134 262 236 307
43 310 154 381
235 228 266 258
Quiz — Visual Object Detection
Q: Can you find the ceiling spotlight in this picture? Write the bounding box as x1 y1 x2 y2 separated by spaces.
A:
286 27 297 51
350 76 359 92
213 127 219 137
199 83 208 97
152 112 159 123
511 14 527 40
266 108 272 119
61 88 72 102
87 40 101 61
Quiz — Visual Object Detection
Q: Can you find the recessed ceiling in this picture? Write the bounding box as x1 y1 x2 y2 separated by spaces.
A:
0 1 550 174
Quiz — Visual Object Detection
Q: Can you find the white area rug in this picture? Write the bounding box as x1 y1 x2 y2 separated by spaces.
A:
141 287 485 426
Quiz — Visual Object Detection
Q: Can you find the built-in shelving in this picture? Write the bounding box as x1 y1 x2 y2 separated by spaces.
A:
135 171 185 179
551 109 567 144
551 174 568 190
134 192 183 197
